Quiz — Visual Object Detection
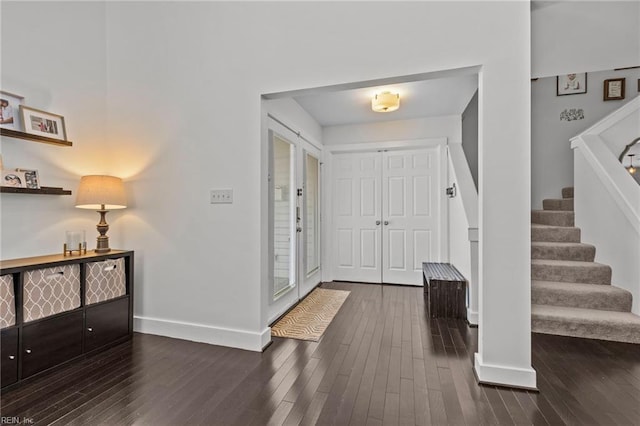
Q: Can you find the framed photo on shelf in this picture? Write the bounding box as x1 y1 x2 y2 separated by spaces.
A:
19 105 67 141
17 169 40 189
0 90 24 130
1 170 27 188
603 78 625 101
557 73 587 96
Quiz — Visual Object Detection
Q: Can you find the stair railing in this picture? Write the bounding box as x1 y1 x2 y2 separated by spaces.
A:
570 95 640 315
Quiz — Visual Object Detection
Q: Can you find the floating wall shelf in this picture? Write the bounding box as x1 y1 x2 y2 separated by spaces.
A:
0 186 72 196
0 128 73 147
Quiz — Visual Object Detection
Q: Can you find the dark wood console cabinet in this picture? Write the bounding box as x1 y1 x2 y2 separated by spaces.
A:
0 250 133 389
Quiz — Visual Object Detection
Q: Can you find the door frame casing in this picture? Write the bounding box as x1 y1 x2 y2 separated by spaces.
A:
322 137 449 284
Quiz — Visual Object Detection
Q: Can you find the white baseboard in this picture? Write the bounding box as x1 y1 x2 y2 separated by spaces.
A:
466 308 478 326
134 315 271 352
473 353 537 390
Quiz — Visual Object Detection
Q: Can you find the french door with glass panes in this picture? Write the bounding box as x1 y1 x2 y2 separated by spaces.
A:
332 147 444 285
268 120 321 323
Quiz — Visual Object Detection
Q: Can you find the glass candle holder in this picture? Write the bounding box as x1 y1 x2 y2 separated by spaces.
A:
65 230 86 254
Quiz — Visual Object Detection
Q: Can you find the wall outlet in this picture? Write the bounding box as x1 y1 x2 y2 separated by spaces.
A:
210 189 233 204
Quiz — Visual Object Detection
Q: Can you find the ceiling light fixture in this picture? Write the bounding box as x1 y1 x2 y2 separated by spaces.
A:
372 91 400 113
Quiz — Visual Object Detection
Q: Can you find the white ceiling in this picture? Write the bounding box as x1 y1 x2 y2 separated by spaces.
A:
293 74 478 127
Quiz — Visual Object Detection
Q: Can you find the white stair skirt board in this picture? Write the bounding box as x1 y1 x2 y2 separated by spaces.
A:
473 353 537 390
134 316 271 352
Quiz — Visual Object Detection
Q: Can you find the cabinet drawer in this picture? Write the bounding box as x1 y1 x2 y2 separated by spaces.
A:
22 310 83 378
0 274 16 329
86 258 126 305
85 297 130 352
24 264 80 322
1 327 19 387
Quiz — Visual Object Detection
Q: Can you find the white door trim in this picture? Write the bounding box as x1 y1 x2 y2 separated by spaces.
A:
322 138 449 284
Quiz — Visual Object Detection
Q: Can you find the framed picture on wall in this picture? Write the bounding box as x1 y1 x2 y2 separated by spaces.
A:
0 90 24 130
557 73 587 96
1 170 27 188
16 169 40 189
19 105 67 141
603 78 625 101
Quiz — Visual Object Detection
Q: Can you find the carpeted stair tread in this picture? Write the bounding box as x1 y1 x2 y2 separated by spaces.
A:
532 304 640 344
532 281 632 312
561 187 574 199
543 198 574 211
531 210 575 226
531 242 595 261
531 224 581 242
531 259 611 285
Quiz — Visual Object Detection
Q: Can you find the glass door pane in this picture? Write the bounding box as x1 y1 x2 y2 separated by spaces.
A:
272 133 296 298
305 153 320 275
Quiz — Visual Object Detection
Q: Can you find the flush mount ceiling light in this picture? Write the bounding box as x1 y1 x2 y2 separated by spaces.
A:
372 91 400 113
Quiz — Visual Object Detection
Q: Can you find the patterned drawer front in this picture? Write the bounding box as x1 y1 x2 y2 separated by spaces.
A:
86 258 126 305
24 264 81 322
0 275 16 329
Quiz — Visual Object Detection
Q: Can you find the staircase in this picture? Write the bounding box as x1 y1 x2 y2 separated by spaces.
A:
531 187 640 344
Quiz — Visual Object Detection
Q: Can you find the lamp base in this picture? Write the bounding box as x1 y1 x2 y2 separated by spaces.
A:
95 209 111 253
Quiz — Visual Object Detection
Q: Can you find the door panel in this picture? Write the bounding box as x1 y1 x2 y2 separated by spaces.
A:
332 152 381 283
382 148 441 284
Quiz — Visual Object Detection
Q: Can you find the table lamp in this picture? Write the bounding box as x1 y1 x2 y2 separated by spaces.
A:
75 175 127 253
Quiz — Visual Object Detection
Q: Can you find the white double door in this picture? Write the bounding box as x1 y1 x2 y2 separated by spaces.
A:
268 120 322 323
332 147 444 285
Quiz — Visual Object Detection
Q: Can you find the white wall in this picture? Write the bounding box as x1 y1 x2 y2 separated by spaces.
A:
4 1 534 387
323 115 460 146
1 2 110 259
532 68 640 208
447 143 479 325
532 1 640 78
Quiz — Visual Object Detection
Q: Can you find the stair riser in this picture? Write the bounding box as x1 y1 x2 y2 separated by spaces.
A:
531 264 612 285
531 211 575 227
531 288 631 312
562 187 574 199
531 245 595 262
531 227 581 243
532 317 640 344
543 198 574 211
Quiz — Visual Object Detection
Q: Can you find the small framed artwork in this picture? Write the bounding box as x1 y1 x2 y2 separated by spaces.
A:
0 90 24 130
19 105 67 141
1 170 27 188
17 169 40 189
557 73 587 96
603 78 625 101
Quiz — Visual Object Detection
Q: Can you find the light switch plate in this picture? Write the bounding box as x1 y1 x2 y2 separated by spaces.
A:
210 189 233 204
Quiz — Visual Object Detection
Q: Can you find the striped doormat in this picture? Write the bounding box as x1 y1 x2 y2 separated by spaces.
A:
271 288 350 341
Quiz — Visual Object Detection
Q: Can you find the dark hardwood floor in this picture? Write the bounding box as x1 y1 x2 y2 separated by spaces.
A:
1 282 639 425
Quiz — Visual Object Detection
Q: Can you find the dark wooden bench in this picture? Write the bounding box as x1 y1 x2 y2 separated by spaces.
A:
422 262 467 319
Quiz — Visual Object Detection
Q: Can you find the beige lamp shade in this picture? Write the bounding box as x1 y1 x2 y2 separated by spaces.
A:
75 175 127 210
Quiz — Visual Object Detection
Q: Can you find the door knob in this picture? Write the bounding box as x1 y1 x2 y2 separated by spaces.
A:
384 221 389 225
25 349 32 354
87 327 93 332
8 355 15 360
376 220 381 225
